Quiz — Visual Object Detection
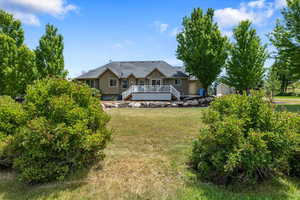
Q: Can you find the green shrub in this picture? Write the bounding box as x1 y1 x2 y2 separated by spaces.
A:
191 92 299 185
0 96 26 168
13 78 111 184
0 96 26 135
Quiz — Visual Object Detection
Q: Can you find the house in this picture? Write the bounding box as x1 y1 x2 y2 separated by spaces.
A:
216 83 236 97
76 60 202 100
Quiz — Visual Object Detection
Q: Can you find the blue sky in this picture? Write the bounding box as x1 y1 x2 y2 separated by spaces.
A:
0 0 287 78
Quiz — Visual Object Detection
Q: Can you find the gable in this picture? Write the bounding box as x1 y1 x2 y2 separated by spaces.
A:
99 68 119 79
146 68 166 79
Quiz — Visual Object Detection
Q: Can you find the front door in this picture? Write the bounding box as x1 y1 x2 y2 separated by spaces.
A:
151 79 161 86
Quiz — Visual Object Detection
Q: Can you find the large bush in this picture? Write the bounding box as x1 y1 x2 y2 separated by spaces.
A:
12 78 111 183
191 92 300 185
0 96 26 167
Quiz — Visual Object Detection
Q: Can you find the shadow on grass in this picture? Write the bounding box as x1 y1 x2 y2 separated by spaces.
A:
177 169 300 200
0 167 92 200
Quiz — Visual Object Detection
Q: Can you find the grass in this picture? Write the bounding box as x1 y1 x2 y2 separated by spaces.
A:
274 96 300 100
0 108 300 200
276 104 300 113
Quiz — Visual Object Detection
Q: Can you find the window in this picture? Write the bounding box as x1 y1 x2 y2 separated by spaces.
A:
122 80 129 88
109 79 117 88
138 80 145 85
174 79 182 86
86 80 96 88
151 79 161 85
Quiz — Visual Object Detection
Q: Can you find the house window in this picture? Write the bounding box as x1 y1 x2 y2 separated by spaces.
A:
174 79 182 86
138 80 145 85
151 79 161 85
109 79 117 88
122 80 129 88
86 80 96 88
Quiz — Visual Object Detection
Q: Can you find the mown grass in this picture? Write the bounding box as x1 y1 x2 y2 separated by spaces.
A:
0 108 299 200
274 96 300 99
276 104 300 113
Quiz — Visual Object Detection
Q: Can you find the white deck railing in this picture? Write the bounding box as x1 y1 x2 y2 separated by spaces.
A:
122 85 180 100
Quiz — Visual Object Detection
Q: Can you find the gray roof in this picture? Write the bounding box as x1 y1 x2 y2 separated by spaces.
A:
76 61 189 79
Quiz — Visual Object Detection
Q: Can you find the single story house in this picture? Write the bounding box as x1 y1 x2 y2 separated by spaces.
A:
76 60 202 101
216 83 236 97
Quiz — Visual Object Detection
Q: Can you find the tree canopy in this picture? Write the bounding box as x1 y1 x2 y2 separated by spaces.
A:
0 10 24 47
176 8 228 95
223 20 267 93
269 0 300 93
36 24 67 79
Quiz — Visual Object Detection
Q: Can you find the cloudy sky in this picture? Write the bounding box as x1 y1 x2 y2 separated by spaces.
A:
0 0 287 77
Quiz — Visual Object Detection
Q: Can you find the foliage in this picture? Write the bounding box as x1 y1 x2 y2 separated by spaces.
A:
223 21 267 93
35 24 67 79
0 34 18 96
0 10 24 47
176 8 228 95
0 96 26 167
0 10 37 97
12 78 111 183
191 92 300 185
269 0 300 91
264 66 281 99
269 22 299 93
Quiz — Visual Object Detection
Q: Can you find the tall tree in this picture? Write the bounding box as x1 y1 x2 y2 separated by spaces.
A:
265 66 281 100
0 10 37 97
0 34 18 95
36 24 67 79
0 10 24 47
16 46 37 96
223 20 267 93
176 8 228 95
269 0 300 89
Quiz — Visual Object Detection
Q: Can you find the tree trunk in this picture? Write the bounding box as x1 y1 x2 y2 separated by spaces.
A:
204 86 209 97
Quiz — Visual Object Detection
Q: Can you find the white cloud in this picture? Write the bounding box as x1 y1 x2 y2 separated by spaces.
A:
11 11 40 25
248 0 266 8
159 23 169 33
275 0 287 9
170 27 180 37
215 0 275 29
0 0 77 25
153 21 169 33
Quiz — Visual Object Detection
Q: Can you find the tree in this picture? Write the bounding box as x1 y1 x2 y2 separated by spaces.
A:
36 24 67 79
16 46 37 96
264 66 281 100
0 34 18 96
223 21 267 93
176 8 228 95
269 0 300 91
0 10 24 47
0 10 37 97
269 22 298 93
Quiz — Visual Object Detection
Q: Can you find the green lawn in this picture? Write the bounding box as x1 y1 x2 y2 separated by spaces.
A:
276 104 300 113
274 96 300 100
0 108 299 200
